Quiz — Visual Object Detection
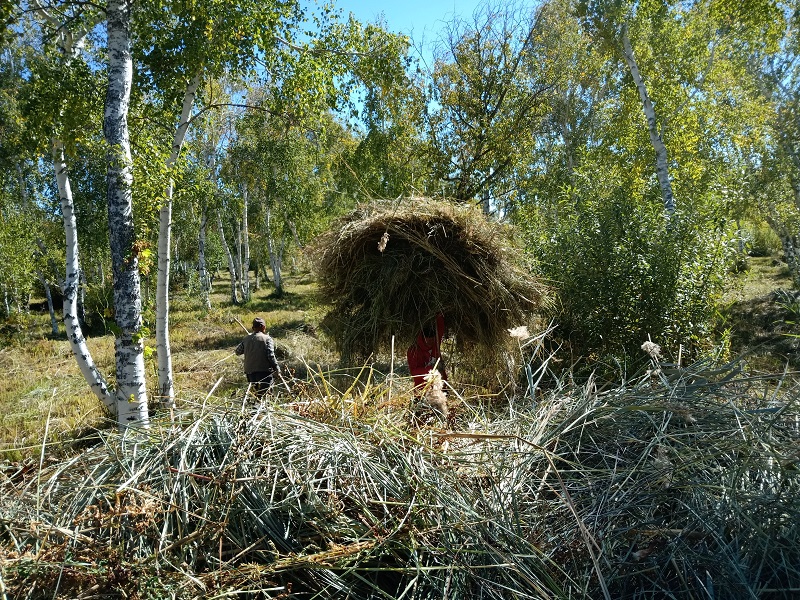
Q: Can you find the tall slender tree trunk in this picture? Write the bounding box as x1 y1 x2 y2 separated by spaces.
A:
235 220 244 296
264 204 284 295
53 141 115 412
287 219 302 249
198 208 212 309
106 0 149 428
240 183 251 302
217 210 240 304
620 24 676 216
32 1 113 412
155 73 201 408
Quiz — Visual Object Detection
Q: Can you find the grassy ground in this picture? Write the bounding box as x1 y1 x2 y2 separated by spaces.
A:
0 271 341 460
723 255 800 371
0 254 796 461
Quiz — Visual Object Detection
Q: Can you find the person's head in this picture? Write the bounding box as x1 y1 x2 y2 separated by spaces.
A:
252 317 266 332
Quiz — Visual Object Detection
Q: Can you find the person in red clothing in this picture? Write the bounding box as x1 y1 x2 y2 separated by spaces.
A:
407 313 447 396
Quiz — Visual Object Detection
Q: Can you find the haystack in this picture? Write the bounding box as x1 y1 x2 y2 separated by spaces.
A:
311 198 546 361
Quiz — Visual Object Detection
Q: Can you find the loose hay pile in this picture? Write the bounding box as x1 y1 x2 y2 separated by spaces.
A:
311 198 546 361
2 360 799 599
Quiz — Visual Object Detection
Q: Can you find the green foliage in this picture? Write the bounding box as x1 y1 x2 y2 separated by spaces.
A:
526 187 733 369
0 3 16 49
21 47 105 157
741 220 782 257
426 2 556 202
0 207 37 314
136 0 302 95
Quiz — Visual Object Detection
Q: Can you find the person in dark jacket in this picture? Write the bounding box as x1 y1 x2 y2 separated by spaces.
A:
235 317 280 398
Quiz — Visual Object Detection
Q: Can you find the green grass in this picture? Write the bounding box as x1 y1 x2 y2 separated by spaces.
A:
723 255 794 303
0 272 335 459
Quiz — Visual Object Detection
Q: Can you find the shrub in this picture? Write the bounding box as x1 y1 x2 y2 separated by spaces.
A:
745 220 782 257
524 188 732 371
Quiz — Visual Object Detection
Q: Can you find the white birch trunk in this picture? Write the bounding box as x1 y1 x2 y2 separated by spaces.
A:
217 210 240 304
235 219 244 296
53 141 115 412
155 179 175 407
106 0 149 428
265 204 284 295
198 208 212 309
287 219 302 249
621 25 676 215
240 183 251 302
154 74 201 407
33 1 113 411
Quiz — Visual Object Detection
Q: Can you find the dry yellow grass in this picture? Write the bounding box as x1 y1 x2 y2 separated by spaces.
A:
0 272 329 459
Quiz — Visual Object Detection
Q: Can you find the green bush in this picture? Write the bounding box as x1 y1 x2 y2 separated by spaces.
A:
745 221 782 258
524 188 732 371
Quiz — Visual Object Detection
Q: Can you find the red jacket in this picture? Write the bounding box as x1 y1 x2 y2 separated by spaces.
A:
407 314 447 389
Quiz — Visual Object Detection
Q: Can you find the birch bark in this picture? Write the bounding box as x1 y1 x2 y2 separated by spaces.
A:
239 183 251 302
264 204 284 295
154 74 201 407
235 220 244 298
31 2 114 412
217 210 240 304
620 24 676 215
53 141 115 412
105 0 149 427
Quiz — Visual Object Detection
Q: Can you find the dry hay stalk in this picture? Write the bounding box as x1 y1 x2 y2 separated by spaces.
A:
311 198 547 361
1 360 798 598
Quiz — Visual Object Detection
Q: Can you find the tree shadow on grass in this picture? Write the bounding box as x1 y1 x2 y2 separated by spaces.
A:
270 319 317 338
251 289 316 313
194 334 243 351
726 288 800 371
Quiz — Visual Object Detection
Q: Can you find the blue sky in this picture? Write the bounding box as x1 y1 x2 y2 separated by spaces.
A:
331 0 485 43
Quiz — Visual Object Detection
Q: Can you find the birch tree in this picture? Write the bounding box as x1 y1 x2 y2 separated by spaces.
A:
576 0 681 215
575 0 770 217
197 208 212 309
135 0 311 406
518 0 779 363
18 0 156 426
745 3 800 281
152 74 200 407
426 2 554 207
619 23 675 215
106 0 149 426
20 2 116 413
